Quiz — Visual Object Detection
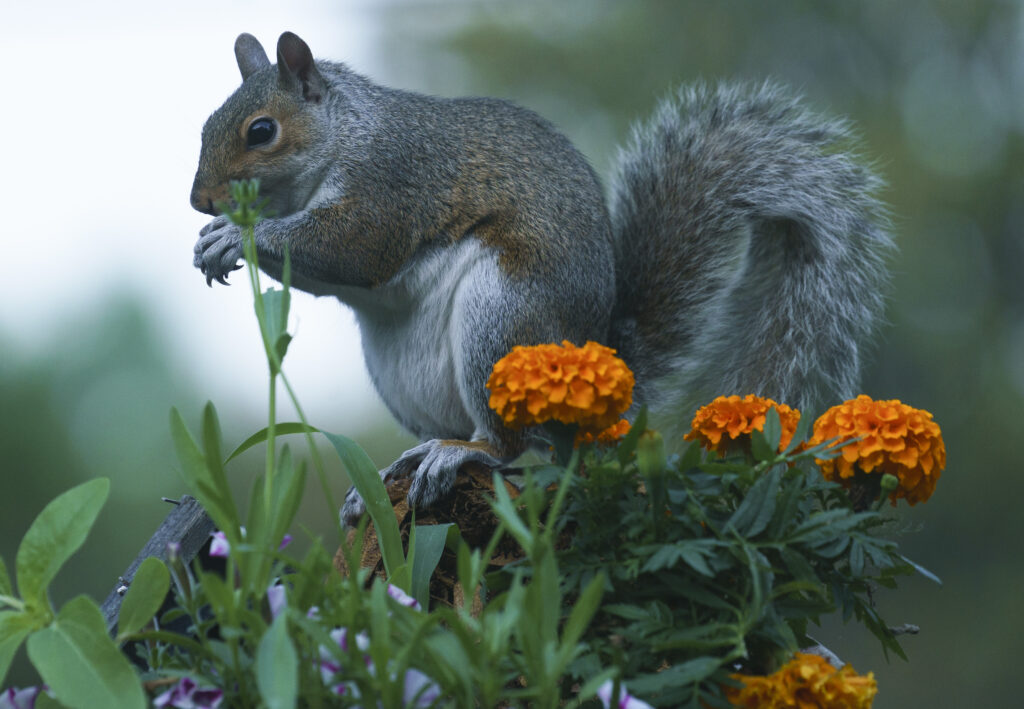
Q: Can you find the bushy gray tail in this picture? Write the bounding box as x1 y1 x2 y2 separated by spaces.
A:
608 82 892 427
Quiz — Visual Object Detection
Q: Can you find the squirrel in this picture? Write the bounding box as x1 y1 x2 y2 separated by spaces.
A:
191 32 892 526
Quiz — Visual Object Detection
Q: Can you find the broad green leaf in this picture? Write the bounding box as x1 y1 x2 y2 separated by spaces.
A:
323 431 406 578
117 557 170 638
0 610 34 687
410 524 454 610
256 612 298 709
27 596 145 709
16 478 109 614
225 423 319 463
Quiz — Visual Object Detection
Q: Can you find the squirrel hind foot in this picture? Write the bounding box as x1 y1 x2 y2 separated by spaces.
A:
339 439 503 527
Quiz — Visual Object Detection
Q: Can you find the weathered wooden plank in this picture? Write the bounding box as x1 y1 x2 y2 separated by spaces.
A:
100 495 214 635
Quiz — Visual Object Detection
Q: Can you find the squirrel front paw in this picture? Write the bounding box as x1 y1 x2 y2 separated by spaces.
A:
339 439 502 527
194 216 245 286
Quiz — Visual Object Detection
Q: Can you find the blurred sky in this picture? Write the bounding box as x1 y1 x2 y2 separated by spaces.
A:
1 0 393 430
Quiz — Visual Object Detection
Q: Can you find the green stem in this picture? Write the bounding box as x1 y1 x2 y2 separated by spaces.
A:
0 595 24 611
280 370 339 518
265 372 277 522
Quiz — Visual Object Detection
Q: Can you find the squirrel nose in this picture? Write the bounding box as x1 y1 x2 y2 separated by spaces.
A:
190 183 219 216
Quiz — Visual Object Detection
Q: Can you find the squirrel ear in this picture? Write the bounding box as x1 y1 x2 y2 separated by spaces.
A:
235 33 271 80
277 31 326 103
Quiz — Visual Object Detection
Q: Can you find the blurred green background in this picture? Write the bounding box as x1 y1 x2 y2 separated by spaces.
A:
2 1 1020 705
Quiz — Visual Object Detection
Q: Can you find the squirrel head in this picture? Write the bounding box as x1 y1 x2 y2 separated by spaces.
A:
190 32 333 218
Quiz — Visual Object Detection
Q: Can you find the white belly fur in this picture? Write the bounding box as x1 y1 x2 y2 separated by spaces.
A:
326 239 501 440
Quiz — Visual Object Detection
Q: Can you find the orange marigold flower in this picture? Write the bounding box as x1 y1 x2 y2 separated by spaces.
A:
575 418 631 446
808 395 945 505
684 394 800 455
726 652 877 709
487 341 634 433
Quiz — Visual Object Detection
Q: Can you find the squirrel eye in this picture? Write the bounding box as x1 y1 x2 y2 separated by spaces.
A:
246 117 277 148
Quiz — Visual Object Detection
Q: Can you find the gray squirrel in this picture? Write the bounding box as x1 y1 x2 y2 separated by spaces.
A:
191 32 891 525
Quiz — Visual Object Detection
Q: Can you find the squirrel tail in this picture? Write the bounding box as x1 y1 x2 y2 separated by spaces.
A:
608 81 893 428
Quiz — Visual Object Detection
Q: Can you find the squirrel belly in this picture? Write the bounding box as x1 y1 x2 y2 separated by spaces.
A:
335 239 506 444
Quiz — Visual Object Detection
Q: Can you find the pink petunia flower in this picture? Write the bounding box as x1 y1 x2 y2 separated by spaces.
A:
152 677 223 709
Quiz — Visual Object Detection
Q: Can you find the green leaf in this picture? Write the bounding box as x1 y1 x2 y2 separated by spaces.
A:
636 430 667 478
225 423 319 463
323 431 407 578
679 544 717 578
783 407 815 454
256 612 298 709
601 604 652 622
766 470 804 538
201 403 226 491
557 572 604 668
677 439 702 472
34 692 62 709
0 610 35 687
197 570 234 620
489 473 532 552
779 547 820 586
849 540 865 577
726 464 783 537
410 524 454 610
16 479 110 615
27 596 145 709
117 557 170 638
749 429 775 462
170 406 240 534
763 407 782 452
629 656 722 692
260 446 305 555
260 288 292 367
616 406 648 467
